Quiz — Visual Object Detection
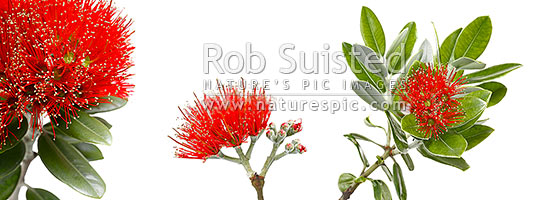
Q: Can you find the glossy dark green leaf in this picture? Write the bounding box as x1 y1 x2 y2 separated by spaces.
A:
381 164 393 182
478 81 507 107
451 96 487 132
43 124 82 144
360 6 386 56
418 144 469 171
423 132 467 158
344 134 369 167
371 179 392 200
0 166 20 199
459 125 494 150
392 163 407 200
26 187 60 200
352 81 387 111
439 28 462 64
55 111 112 145
94 117 112 129
386 112 408 151
401 114 429 140
342 43 386 93
38 135 105 198
0 116 28 154
401 153 414 171
0 142 25 178
85 96 127 114
451 57 486 70
73 143 104 161
454 16 492 60
338 173 356 192
464 63 522 84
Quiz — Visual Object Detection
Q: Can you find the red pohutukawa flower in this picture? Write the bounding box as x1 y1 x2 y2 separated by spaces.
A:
171 85 272 160
395 63 466 138
0 0 134 138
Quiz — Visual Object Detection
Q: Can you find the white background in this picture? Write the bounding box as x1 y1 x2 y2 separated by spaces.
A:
21 0 550 199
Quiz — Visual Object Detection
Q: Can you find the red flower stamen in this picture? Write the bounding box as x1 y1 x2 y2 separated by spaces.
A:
395 63 466 138
171 84 272 160
0 0 134 143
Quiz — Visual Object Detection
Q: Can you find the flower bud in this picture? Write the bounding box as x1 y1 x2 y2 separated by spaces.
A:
284 139 306 154
285 143 294 153
265 129 274 139
286 118 303 137
268 122 276 130
266 123 285 143
296 144 307 154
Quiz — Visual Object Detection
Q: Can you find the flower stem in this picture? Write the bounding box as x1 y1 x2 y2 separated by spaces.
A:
9 127 38 200
259 143 280 177
235 146 254 177
217 151 241 164
338 146 394 200
245 136 259 159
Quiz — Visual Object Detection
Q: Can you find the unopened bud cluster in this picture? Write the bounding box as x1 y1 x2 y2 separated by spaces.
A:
266 119 303 144
285 139 307 154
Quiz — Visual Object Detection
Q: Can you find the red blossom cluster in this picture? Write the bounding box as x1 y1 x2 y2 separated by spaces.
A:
0 0 133 146
395 63 466 138
171 85 272 160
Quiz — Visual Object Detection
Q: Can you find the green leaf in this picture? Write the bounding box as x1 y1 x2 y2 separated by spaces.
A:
403 50 423 77
352 81 387 111
392 163 407 200
439 28 462 64
0 142 25 178
478 81 507 107
423 132 467 158
360 6 386 56
344 134 369 167
464 63 522 84
451 57 486 70
454 16 492 60
38 135 106 198
54 111 112 145
371 179 392 200
401 114 429 140
73 143 104 161
0 166 20 200
451 96 487 132
0 116 28 154
386 112 408 151
418 144 470 171
26 187 60 200
381 164 393 182
464 87 492 103
387 22 416 74
94 117 112 129
85 96 127 114
338 173 356 192
342 43 386 93
401 153 414 171
458 125 494 150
